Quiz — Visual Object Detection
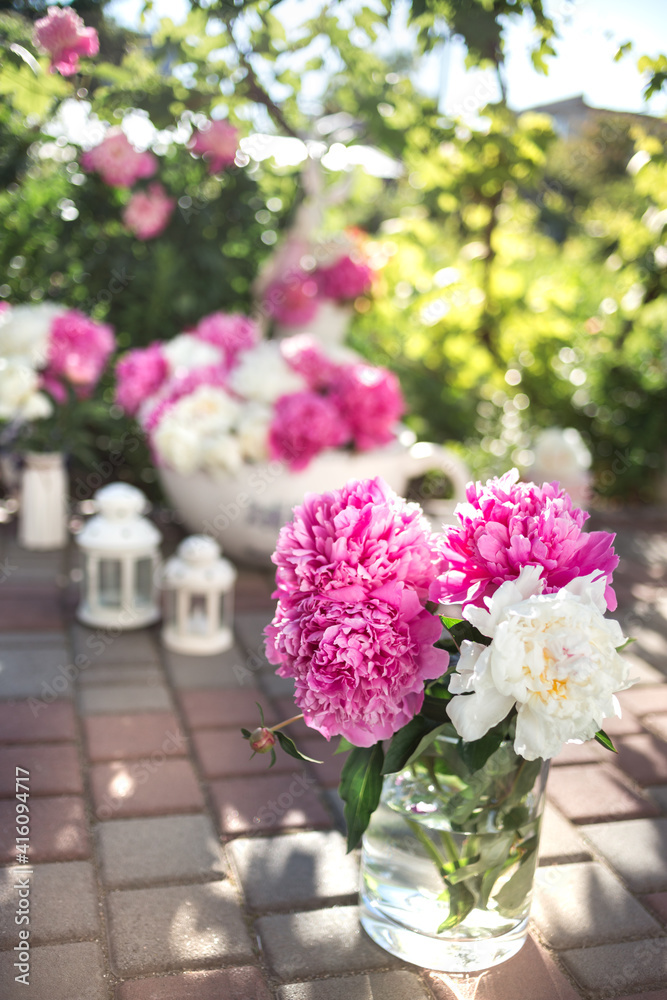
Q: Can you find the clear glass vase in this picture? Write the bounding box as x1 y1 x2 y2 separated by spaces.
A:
360 734 549 972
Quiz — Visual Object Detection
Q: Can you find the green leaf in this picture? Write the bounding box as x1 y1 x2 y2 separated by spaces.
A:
340 743 385 852
255 702 266 726
334 736 355 755
274 730 323 764
617 637 636 652
437 880 475 932
594 729 617 753
382 716 436 774
440 616 463 629
458 718 509 772
404 723 454 769
240 728 251 738
493 843 538 917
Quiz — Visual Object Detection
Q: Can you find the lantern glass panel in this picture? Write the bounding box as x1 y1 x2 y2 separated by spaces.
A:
163 588 176 626
219 592 229 626
98 559 122 607
135 558 153 607
189 594 208 634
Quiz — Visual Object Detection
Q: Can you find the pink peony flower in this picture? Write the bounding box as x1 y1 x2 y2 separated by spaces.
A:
268 391 349 471
44 309 114 398
33 6 99 77
330 364 404 451
264 273 320 327
271 477 444 607
122 183 174 240
195 312 259 370
115 343 169 417
188 119 239 173
430 468 619 612
81 132 157 188
266 587 444 747
279 334 341 390
265 477 447 746
317 253 373 301
0 302 10 318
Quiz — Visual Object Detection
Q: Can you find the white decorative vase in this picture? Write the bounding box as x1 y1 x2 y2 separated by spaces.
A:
18 451 68 551
159 440 470 567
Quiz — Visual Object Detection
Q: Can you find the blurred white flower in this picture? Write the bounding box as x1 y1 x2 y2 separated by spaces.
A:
448 567 633 760
236 401 271 462
162 334 223 375
0 303 63 367
230 341 305 403
0 360 53 421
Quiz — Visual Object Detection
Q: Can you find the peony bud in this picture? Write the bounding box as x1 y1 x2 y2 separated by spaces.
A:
249 727 276 754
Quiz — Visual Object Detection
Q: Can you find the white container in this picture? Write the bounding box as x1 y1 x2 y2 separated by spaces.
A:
76 483 162 630
159 440 470 567
162 535 237 655
18 451 68 550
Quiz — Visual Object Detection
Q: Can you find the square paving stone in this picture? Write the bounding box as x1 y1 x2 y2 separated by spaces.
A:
0 699 76 743
645 712 667 741
90 758 204 820
532 861 661 948
97 814 226 887
619 685 667 718
229 830 359 910
426 936 581 1000
193 728 295 778
165 645 256 689
1 630 67 647
256 905 396 980
642 893 667 925
538 804 590 865
0 795 89 863
71 624 160 665
277 971 430 1000
106 881 254 975
616 733 667 785
178 688 277 729
211 772 332 834
0 941 107 1000
84 712 187 761
115 967 272 1000
80 684 173 715
0 645 74 699
300 736 345 788
581 818 667 892
0 593 64 631
607 993 667 1000
547 763 659 823
79 664 165 687
552 740 604 766
0 743 82 796
650 785 667 812
561 938 667 993
234 610 273 654
0 861 99 947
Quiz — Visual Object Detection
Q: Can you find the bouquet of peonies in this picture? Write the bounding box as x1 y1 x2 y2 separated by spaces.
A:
246 469 632 856
115 312 404 477
0 302 115 452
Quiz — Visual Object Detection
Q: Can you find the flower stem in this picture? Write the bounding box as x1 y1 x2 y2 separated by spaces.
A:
270 714 304 733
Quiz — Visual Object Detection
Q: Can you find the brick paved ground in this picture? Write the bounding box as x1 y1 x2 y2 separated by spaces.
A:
0 507 666 1000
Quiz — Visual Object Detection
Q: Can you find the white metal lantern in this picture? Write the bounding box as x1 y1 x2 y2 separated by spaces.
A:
162 535 237 654
76 483 161 630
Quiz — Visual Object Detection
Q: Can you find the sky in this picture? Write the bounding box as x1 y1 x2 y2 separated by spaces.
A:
106 0 667 118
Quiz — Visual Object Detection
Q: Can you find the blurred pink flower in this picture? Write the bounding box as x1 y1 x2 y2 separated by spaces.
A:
195 312 259 370
264 273 320 327
279 334 341 390
33 6 99 76
265 477 447 746
81 132 157 188
330 364 404 451
317 254 373 301
0 302 11 318
429 468 619 611
115 343 169 416
268 391 348 471
122 183 174 240
189 119 239 173
44 309 114 398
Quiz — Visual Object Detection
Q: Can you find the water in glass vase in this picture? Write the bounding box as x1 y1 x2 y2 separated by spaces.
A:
359 742 548 972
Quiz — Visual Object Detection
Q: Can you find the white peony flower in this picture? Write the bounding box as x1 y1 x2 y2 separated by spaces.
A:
229 341 306 404
162 334 224 375
176 385 241 433
236 401 271 462
0 360 53 421
151 386 243 476
0 303 63 367
448 566 633 761
201 436 244 477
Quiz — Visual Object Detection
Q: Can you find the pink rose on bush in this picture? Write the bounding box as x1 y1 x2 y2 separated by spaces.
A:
317 254 373 301
429 468 619 611
81 132 157 188
268 391 348 471
195 312 259 370
122 183 174 240
265 477 447 746
279 334 341 390
189 120 239 173
264 273 320 327
331 364 404 450
33 6 99 76
115 343 169 417
44 309 114 399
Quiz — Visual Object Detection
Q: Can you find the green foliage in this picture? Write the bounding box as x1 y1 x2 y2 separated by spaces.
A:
340 743 385 851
